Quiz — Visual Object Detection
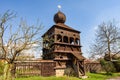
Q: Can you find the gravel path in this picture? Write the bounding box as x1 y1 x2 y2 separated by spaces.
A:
106 77 120 80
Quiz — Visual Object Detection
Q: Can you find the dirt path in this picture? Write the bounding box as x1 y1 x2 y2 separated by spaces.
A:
106 77 120 80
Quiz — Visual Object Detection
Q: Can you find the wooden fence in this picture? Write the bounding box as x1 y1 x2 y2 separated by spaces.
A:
84 62 102 73
13 60 102 77
14 60 56 77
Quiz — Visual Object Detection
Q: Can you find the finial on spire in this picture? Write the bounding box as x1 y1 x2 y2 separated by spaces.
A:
57 5 61 11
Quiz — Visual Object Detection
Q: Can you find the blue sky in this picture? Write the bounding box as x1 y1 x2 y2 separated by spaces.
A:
0 0 120 58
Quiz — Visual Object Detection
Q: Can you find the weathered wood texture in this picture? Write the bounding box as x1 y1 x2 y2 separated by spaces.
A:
14 60 56 77
13 60 102 77
42 11 86 76
84 62 102 73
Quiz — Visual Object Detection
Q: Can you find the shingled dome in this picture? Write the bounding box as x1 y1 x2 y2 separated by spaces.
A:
54 11 66 24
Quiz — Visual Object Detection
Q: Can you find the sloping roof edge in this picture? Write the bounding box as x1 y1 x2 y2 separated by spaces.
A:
55 23 80 33
71 52 86 61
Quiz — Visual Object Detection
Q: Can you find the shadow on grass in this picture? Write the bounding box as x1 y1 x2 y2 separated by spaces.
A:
96 72 120 76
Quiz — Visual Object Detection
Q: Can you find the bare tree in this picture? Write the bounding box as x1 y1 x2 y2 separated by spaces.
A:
89 21 120 61
0 11 43 80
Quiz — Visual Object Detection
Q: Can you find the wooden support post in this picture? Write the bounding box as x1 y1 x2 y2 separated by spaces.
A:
82 61 85 76
77 60 80 77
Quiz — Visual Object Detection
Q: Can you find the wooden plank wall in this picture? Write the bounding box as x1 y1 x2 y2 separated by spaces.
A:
14 60 56 77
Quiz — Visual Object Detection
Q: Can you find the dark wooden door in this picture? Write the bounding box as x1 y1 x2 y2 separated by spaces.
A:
41 62 56 76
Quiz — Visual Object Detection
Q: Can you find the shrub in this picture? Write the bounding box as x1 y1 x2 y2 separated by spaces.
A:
0 61 4 75
113 59 120 72
112 55 120 72
100 59 116 74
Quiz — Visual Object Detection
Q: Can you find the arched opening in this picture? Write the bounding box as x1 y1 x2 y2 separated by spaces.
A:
57 34 62 42
60 56 63 59
70 37 74 44
43 41 49 49
63 36 68 43
75 38 79 45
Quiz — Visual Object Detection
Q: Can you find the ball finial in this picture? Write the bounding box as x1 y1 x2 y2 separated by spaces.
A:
54 11 66 24
57 5 61 10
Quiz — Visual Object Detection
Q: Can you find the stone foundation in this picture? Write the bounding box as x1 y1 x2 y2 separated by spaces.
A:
56 69 65 77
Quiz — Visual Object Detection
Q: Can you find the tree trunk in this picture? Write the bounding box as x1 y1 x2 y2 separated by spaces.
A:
3 63 15 80
108 41 111 61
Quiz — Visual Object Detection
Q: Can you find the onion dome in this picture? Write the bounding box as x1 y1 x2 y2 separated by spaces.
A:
54 11 66 24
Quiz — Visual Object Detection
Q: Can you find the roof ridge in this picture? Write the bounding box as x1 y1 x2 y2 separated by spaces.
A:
55 23 80 33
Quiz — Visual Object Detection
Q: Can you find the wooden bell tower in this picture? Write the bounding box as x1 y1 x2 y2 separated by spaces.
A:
42 11 85 77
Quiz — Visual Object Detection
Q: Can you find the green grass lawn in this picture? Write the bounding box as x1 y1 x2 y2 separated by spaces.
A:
14 72 120 80
85 73 120 80
15 76 80 80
